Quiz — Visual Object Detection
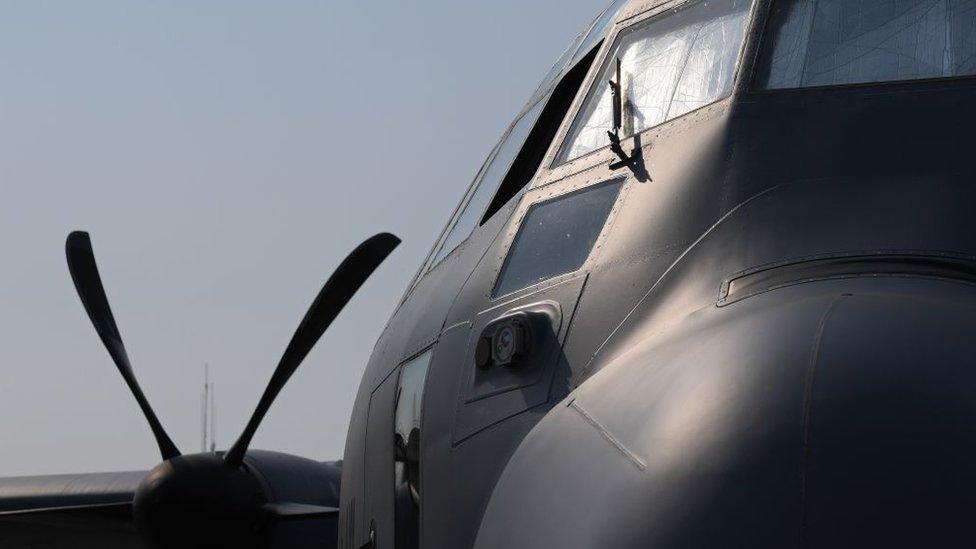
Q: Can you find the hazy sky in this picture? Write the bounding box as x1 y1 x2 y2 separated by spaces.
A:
0 0 604 476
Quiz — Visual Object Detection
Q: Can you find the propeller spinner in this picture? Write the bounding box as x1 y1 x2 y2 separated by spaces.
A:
65 231 399 548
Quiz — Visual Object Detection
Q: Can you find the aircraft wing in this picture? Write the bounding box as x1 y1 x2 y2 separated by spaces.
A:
0 470 146 548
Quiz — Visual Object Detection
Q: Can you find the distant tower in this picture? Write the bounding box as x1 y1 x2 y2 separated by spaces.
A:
201 364 217 452
209 377 216 453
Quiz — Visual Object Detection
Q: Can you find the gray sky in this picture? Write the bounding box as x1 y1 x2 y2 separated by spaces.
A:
0 0 605 476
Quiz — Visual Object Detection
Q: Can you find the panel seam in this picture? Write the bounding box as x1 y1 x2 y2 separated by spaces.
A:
799 293 850 548
569 399 647 471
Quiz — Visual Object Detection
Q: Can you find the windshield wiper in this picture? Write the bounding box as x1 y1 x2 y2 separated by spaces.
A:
606 57 647 180
607 56 627 162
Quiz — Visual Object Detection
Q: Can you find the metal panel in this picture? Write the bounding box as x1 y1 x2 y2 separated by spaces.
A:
363 371 399 549
452 275 586 444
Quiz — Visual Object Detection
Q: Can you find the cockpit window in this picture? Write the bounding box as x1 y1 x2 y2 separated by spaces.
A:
755 0 976 90
577 0 632 64
493 179 623 298
410 2 620 284
431 100 546 265
555 0 753 165
533 0 631 99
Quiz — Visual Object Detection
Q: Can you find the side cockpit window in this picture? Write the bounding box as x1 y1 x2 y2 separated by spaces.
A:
431 100 545 266
420 2 628 273
756 0 976 90
534 0 631 98
555 0 753 165
478 44 602 225
493 179 623 298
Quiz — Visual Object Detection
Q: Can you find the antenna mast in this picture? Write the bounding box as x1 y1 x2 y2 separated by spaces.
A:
201 364 217 452
209 378 216 453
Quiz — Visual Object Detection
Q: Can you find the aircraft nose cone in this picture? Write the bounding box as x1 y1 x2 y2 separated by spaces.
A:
133 453 268 549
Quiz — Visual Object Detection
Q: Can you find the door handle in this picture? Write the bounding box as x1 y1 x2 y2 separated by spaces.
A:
357 525 375 549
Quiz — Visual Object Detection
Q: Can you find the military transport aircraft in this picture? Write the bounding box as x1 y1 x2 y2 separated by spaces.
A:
4 0 976 547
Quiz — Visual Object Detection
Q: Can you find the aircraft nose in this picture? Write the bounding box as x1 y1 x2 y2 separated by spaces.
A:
473 278 976 549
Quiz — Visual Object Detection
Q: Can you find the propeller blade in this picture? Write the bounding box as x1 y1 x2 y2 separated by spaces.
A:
66 231 181 460
224 233 400 467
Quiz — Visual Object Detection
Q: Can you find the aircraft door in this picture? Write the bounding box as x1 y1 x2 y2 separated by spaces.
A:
363 370 396 549
364 350 433 549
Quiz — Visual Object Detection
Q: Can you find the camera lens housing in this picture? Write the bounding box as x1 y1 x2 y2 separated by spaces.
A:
492 325 517 364
480 316 530 369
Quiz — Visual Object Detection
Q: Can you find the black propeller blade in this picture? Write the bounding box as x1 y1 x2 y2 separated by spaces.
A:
223 232 400 467
62 230 398 547
65 231 181 461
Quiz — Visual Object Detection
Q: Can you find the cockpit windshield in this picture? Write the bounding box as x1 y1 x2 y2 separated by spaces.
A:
756 0 976 90
555 0 753 165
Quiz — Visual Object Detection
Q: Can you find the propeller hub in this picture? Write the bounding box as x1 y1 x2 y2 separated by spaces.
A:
133 453 268 548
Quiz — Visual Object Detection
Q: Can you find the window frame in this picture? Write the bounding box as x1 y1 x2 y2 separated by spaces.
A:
426 95 549 271
391 345 435 549
530 0 634 115
398 96 543 306
412 1 639 283
395 1 671 308
488 176 629 301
